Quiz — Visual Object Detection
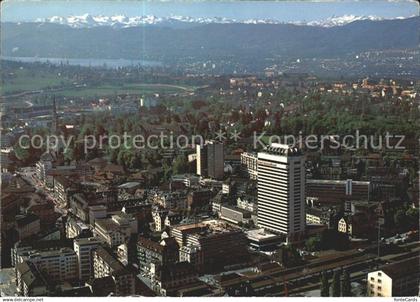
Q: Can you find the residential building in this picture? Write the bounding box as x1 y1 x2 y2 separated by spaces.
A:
93 247 136 296
136 237 179 275
241 152 258 180
35 152 53 187
367 256 420 297
53 176 71 207
179 245 204 271
151 262 198 296
74 237 101 281
66 216 91 239
16 261 50 296
18 248 78 281
93 214 135 247
16 214 41 241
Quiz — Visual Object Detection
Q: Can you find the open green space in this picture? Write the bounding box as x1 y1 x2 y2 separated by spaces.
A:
1 68 71 94
52 83 194 97
2 68 195 97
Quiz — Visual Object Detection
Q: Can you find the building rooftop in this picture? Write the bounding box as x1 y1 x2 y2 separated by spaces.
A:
263 143 302 156
94 247 126 273
16 213 39 228
246 228 282 241
307 179 370 185
380 256 419 279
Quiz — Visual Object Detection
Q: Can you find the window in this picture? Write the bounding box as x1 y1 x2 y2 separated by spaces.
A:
378 293 382 297
378 279 382 284
378 272 382 276
378 286 381 291
370 277 375 281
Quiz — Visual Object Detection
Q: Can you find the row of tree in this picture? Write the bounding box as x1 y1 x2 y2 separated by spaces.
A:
321 270 352 297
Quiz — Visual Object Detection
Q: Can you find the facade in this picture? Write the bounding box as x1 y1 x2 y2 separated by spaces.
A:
206 141 224 180
53 176 71 207
151 262 198 296
179 245 204 271
170 220 248 269
74 237 101 281
93 247 136 296
16 261 50 296
220 205 252 225
93 215 135 247
66 216 91 239
367 256 420 297
196 141 224 180
237 196 257 212
35 153 53 186
245 228 283 251
306 179 371 203
338 216 350 234
196 144 207 177
137 237 179 275
16 214 41 240
18 248 78 281
257 144 305 241
241 152 258 180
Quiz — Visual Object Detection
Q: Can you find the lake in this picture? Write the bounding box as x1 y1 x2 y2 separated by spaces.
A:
0 56 162 68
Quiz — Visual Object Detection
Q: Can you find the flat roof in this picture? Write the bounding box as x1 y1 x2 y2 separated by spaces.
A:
246 228 282 240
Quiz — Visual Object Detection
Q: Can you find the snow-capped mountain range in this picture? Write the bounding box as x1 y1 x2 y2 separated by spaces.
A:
33 13 409 28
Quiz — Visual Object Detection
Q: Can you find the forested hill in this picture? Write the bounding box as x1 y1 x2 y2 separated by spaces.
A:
1 16 418 63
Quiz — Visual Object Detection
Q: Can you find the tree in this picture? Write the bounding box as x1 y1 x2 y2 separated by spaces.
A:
394 209 408 232
405 207 419 230
341 270 352 296
332 271 341 297
305 236 321 252
320 271 330 297
173 154 188 175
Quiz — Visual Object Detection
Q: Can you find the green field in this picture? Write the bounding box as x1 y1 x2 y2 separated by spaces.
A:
2 69 71 94
2 67 195 97
53 83 194 97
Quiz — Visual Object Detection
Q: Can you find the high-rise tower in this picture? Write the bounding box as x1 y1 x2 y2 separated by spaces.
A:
52 96 58 134
257 143 305 241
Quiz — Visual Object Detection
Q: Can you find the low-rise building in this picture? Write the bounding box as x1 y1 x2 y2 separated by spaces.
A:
16 214 41 240
241 152 258 180
245 228 283 251
170 220 248 270
53 176 72 207
93 247 136 296
18 248 78 281
66 216 91 239
74 237 101 281
93 215 135 247
16 261 50 296
237 196 257 212
220 205 252 225
137 237 179 275
367 256 419 297
151 262 198 296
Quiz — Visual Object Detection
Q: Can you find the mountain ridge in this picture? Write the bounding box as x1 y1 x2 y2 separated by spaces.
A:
24 13 414 28
1 16 418 71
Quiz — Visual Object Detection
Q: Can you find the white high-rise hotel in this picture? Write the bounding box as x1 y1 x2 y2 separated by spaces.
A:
257 143 305 241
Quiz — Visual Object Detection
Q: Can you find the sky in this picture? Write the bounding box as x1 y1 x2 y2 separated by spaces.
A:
1 0 418 22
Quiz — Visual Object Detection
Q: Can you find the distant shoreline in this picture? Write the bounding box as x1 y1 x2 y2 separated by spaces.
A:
0 56 162 68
